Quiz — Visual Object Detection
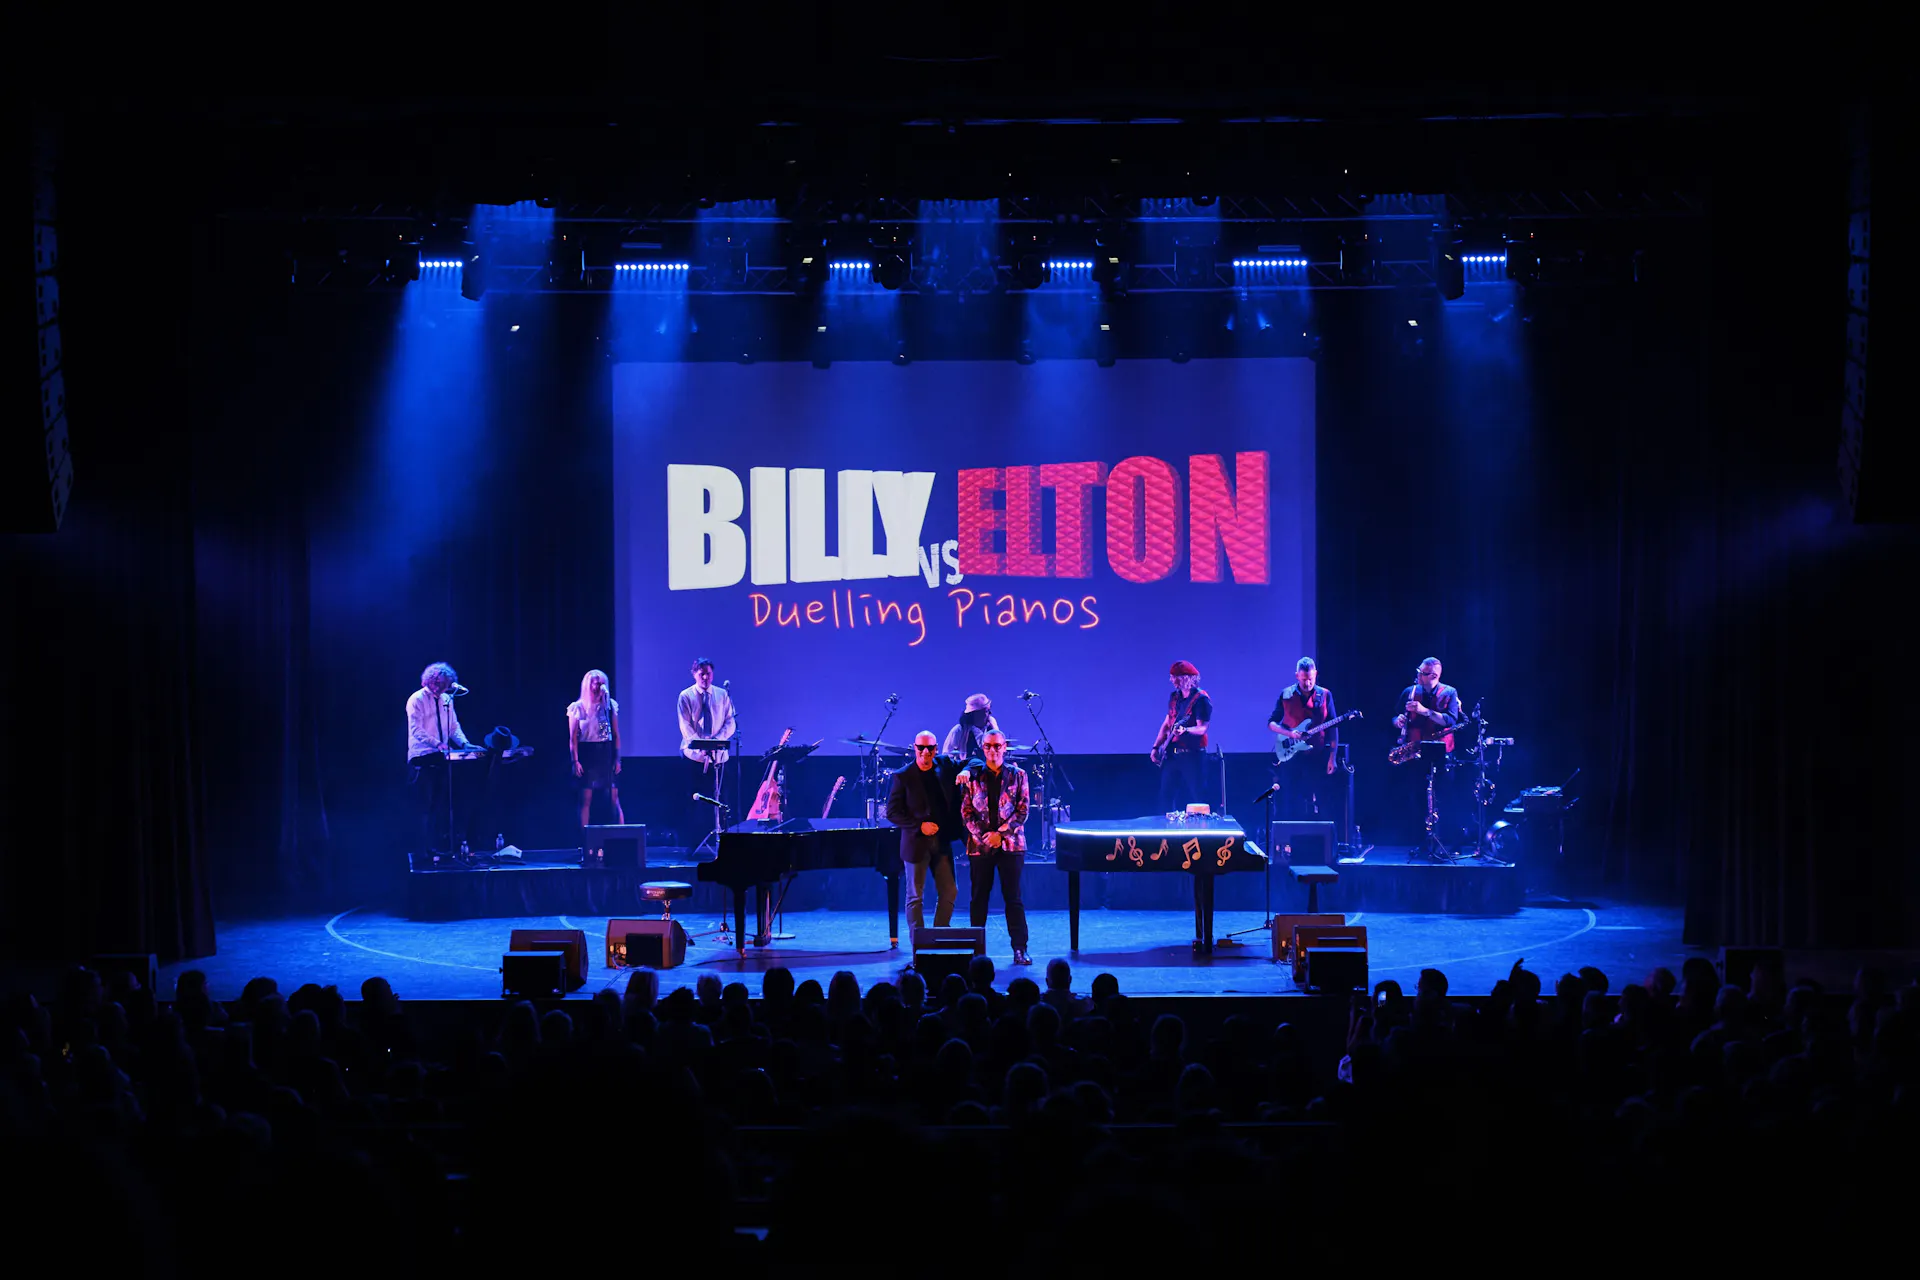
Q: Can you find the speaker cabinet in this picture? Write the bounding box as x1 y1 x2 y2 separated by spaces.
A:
1270 913 1347 965
582 824 647 870
508 929 588 989
501 951 567 999
623 921 688 970
1305 946 1369 995
1291 923 1367 985
912 926 985 984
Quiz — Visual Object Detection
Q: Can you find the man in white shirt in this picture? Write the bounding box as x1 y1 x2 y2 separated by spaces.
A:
676 657 736 850
406 662 479 855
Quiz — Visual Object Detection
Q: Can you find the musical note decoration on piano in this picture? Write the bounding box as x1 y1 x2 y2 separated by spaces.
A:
1180 837 1204 870
1107 838 1122 863
1216 835 1235 868
1151 839 1168 862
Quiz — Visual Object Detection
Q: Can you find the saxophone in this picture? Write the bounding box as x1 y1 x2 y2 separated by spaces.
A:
1389 690 1427 765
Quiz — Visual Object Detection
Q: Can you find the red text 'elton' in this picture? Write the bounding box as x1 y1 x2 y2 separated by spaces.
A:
958 453 1269 583
665 453 1268 590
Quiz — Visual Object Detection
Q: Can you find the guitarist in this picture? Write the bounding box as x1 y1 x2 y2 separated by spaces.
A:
885 731 965 937
1268 657 1341 818
1150 660 1213 813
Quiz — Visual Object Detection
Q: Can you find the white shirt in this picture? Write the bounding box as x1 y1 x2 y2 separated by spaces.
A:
406 688 472 760
567 697 620 742
677 683 735 763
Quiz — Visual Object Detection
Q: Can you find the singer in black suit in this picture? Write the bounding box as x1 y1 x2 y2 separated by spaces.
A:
886 731 966 935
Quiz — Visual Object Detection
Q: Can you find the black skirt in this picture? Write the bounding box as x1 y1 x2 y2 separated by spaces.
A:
576 739 617 791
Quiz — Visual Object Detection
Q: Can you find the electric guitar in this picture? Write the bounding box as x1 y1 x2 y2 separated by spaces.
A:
1273 709 1364 763
820 776 846 820
746 728 793 820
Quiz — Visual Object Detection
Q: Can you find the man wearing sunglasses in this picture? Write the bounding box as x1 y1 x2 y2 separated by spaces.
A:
960 731 1033 965
885 730 966 936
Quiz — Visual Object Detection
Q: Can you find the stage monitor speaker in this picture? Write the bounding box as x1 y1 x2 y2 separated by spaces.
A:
1270 913 1346 965
583 824 647 870
1292 923 1367 985
912 926 985 984
1305 946 1369 995
1270 821 1338 870
624 922 687 970
606 917 659 967
501 951 567 999
91 953 159 996
508 929 588 989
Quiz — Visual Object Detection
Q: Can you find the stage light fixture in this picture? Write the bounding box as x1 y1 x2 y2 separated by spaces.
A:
872 250 910 291
1505 234 1539 284
1012 253 1051 290
385 242 421 283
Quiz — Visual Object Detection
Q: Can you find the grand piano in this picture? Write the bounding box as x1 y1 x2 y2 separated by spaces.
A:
697 820 900 953
1052 815 1267 955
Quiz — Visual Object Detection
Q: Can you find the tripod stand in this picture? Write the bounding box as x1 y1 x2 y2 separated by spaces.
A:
1459 702 1514 864
855 697 902 826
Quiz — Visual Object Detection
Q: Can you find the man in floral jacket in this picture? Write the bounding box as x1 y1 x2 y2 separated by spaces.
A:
960 730 1032 965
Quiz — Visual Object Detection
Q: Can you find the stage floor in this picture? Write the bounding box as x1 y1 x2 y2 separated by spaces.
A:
171 902 1697 1000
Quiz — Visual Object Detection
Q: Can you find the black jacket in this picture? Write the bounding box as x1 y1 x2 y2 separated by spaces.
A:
885 758 967 865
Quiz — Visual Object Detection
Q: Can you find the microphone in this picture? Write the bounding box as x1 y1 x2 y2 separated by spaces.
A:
1249 782 1280 804
450 683 469 696
692 793 727 808
886 693 900 705
1020 690 1036 701
722 679 731 689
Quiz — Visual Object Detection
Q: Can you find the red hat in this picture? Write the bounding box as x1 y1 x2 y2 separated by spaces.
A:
1169 660 1200 677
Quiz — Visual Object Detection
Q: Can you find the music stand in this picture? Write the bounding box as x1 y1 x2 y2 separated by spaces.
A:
688 738 732 857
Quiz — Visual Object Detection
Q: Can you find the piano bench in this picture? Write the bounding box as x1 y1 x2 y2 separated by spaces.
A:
641 881 694 921
1288 865 1339 913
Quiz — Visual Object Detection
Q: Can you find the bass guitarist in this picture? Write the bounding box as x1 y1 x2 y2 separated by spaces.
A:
1268 656 1340 820
1150 660 1213 813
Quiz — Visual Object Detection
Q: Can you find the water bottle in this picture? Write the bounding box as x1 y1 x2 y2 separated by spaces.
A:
495 833 505 852
460 838 470 857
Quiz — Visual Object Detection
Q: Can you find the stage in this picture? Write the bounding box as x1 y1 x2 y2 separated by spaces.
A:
168 901 1695 1000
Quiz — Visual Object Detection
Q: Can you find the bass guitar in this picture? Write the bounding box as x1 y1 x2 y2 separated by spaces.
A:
820 776 846 820
1273 709 1364 763
746 727 794 820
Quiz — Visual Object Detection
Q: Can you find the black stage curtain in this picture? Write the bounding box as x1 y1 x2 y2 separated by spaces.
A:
0 123 217 964
1319 112 1911 947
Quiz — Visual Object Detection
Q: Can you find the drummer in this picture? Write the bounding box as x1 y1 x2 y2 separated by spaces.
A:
943 694 1000 767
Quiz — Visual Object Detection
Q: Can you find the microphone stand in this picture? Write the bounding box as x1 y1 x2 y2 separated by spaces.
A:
859 699 900 827
1220 783 1281 945
1019 694 1073 852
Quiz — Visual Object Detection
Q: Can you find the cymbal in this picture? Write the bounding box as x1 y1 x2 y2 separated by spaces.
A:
840 736 913 753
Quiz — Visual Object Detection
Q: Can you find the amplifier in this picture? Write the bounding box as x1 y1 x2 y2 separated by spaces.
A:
1291 923 1367 986
1270 913 1347 965
582 824 647 870
507 929 588 989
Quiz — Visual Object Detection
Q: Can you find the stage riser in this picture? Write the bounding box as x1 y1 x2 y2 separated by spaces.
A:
405 860 1518 919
